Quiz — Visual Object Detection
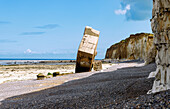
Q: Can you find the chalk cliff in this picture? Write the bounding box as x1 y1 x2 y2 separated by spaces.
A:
148 0 170 94
105 33 156 64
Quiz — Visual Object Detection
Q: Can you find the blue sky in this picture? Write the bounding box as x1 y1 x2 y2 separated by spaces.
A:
0 0 153 59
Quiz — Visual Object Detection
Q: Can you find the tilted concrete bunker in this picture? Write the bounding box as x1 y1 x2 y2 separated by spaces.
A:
75 26 100 73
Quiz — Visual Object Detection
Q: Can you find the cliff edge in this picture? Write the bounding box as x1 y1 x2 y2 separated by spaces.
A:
105 33 156 64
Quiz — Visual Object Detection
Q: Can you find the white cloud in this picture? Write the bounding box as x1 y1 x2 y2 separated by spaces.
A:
126 4 131 10
115 9 127 15
116 0 152 21
24 49 32 54
115 4 131 15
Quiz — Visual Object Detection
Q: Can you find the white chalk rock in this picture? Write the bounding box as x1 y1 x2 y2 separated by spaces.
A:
148 0 170 94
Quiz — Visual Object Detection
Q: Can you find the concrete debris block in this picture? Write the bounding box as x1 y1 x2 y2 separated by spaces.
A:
75 26 100 73
93 61 102 71
148 0 170 94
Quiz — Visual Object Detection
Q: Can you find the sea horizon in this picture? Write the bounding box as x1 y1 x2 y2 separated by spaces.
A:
0 58 103 61
0 58 102 66
0 58 76 61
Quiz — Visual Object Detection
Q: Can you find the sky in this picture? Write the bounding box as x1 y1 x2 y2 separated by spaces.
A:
0 0 153 59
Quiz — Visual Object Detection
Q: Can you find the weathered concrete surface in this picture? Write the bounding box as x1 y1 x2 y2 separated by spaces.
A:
148 0 170 94
76 26 100 73
93 61 102 71
105 33 156 64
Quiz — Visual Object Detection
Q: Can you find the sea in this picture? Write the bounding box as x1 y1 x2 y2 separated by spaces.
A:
0 58 76 65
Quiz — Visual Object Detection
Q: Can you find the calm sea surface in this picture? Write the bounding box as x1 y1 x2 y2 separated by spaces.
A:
0 59 76 65
0 58 102 65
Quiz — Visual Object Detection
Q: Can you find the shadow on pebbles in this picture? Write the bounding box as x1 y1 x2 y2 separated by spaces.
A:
0 63 169 108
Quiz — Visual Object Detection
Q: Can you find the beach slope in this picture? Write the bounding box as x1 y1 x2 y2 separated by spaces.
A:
0 63 169 108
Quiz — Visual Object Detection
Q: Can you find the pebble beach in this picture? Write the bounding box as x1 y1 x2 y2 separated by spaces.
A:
0 61 169 108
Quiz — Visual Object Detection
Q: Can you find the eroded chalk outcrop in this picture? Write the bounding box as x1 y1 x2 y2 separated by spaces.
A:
105 33 156 64
148 0 170 94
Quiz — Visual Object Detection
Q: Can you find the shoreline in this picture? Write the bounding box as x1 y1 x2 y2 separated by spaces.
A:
0 61 118 84
0 62 145 100
0 60 145 84
1 63 165 108
0 59 76 66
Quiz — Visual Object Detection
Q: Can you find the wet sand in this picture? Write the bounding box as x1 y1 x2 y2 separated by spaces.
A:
0 64 75 84
0 63 117 84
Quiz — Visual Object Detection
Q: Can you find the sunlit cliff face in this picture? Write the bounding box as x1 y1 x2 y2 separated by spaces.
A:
105 33 155 64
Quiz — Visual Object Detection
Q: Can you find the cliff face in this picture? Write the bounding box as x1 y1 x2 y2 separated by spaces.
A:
148 0 170 94
105 33 156 64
